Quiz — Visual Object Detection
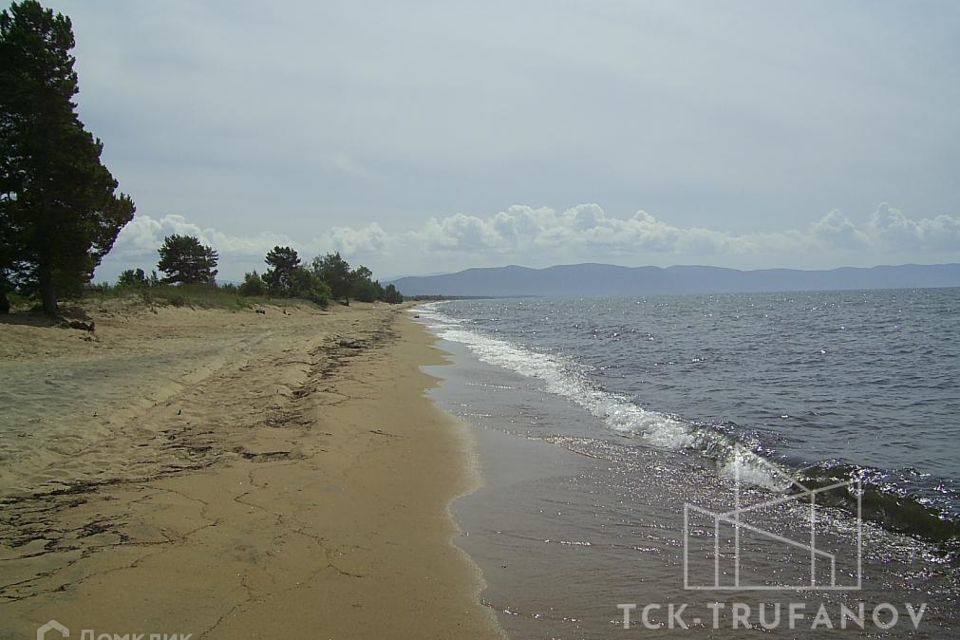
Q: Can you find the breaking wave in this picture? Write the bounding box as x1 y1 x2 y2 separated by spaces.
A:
417 303 788 492
415 302 960 547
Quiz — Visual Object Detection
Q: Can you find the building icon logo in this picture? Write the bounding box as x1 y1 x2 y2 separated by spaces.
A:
37 620 69 640
682 448 862 591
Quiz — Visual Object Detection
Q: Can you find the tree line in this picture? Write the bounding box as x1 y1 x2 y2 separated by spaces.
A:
0 1 399 314
116 235 402 306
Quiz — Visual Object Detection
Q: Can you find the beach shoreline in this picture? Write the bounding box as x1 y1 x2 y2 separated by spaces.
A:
0 300 502 639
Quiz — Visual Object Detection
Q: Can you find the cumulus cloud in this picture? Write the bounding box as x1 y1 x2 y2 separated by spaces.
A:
405 203 960 263
867 204 960 250
102 213 394 279
316 223 389 257
811 210 870 249
97 204 960 281
413 205 797 257
110 214 392 259
109 214 296 258
414 205 699 256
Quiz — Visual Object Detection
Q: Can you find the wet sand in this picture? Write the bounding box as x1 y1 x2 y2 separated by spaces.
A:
0 300 502 639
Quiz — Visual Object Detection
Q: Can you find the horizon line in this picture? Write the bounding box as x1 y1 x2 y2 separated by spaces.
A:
388 260 960 281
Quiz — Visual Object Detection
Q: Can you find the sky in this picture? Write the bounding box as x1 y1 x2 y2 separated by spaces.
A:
43 0 960 281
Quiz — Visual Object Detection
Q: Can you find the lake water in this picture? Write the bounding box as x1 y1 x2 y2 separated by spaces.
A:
417 288 960 639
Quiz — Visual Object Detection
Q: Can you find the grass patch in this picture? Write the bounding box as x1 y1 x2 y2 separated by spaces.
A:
82 284 323 311
141 284 253 309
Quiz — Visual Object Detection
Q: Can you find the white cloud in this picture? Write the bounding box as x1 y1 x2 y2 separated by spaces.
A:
101 214 394 280
107 214 297 258
867 204 960 250
97 204 960 282
315 223 389 257
811 210 869 249
404 203 960 265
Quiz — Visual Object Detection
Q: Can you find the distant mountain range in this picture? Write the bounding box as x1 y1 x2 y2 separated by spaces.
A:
390 263 960 297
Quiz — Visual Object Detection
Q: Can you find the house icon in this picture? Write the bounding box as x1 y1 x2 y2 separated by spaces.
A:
682 447 862 591
37 620 69 640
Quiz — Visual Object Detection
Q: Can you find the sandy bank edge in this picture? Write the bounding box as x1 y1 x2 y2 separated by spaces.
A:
1 304 504 640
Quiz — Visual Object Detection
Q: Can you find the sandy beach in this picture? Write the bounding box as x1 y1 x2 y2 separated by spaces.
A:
0 300 502 639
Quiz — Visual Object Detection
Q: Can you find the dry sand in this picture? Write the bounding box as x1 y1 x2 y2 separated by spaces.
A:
0 299 503 639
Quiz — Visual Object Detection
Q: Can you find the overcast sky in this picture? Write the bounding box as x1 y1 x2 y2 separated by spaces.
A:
47 0 960 281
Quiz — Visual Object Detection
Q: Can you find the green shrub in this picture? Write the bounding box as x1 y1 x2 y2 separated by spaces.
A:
352 278 382 303
117 268 149 288
290 267 331 307
381 283 403 304
238 271 268 297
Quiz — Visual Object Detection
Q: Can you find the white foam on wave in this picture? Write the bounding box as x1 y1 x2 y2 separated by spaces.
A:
421 304 694 451
717 446 793 492
411 303 467 329
416 302 788 491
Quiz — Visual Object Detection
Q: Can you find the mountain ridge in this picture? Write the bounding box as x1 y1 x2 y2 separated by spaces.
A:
389 262 960 297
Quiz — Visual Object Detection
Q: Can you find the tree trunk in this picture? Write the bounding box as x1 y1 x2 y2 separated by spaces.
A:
38 262 58 316
0 289 9 314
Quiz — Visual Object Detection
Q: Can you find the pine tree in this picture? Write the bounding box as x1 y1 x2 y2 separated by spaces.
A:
262 246 301 296
0 1 135 314
312 252 352 303
156 234 219 285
